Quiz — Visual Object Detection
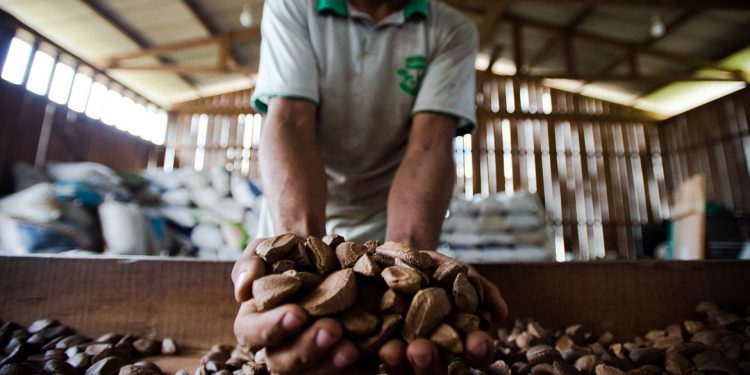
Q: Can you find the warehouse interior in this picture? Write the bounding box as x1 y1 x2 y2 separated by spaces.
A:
1 1 750 374
0 0 749 262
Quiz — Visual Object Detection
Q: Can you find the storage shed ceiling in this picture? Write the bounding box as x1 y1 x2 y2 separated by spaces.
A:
0 0 748 117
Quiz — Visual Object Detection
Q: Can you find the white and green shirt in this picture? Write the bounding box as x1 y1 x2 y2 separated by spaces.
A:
253 0 478 242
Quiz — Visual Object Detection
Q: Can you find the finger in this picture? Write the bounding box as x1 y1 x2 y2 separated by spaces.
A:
292 339 359 375
464 330 494 369
423 250 450 263
424 251 509 321
234 302 307 350
378 339 410 375
266 318 344 374
231 238 266 302
406 339 445 375
331 339 359 370
465 267 509 321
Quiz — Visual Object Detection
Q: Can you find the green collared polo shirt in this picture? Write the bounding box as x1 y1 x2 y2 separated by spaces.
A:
252 0 478 242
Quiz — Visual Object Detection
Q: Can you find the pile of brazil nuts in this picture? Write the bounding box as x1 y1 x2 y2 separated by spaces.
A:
483 301 750 375
0 319 177 375
248 233 494 365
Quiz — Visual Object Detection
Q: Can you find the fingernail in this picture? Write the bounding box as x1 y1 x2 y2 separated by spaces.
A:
470 340 488 357
412 353 432 368
383 354 400 367
236 271 248 289
281 312 304 331
333 351 354 368
315 329 339 349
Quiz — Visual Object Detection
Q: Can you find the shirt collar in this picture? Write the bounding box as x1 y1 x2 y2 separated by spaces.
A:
317 0 429 20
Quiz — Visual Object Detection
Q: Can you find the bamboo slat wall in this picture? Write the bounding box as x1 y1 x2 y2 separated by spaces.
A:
659 88 750 236
167 83 750 260
466 75 668 260
165 90 261 179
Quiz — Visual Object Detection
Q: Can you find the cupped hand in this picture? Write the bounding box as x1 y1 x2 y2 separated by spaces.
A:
377 250 509 375
231 238 359 374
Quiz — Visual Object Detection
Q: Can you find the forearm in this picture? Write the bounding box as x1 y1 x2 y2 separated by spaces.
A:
259 99 327 237
386 114 456 249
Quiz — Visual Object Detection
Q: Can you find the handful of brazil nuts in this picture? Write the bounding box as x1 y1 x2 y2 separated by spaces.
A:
249 233 493 359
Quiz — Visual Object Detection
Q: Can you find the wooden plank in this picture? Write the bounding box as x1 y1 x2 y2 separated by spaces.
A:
495 74 744 83
476 109 655 123
1 256 750 346
513 19 524 74
109 65 257 75
478 2 509 46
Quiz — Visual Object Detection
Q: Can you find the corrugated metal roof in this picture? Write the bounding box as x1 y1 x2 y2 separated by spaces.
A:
0 0 748 116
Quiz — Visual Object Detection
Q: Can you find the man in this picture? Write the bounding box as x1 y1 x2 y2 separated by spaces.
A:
232 0 508 373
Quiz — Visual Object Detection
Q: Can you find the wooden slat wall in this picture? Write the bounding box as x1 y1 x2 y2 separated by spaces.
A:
659 88 750 236
0 80 164 194
467 76 667 260
165 89 260 179
168 81 750 260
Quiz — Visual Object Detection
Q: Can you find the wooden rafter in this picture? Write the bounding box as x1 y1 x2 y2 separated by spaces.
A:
109 65 257 74
588 10 700 83
173 88 254 113
485 44 504 73
81 0 199 90
503 13 747 79
107 29 260 64
525 6 594 75
478 1 509 46
479 72 746 82
513 19 523 76
182 0 248 67
513 0 750 8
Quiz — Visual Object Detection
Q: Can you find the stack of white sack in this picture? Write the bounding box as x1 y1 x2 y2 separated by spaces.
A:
439 192 553 262
144 165 262 260
0 162 262 259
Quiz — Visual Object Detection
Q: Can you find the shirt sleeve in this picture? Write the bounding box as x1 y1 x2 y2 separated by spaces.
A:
412 19 478 136
251 0 318 113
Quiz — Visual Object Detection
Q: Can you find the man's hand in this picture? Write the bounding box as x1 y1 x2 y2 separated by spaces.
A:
232 239 508 374
377 251 508 375
231 238 359 374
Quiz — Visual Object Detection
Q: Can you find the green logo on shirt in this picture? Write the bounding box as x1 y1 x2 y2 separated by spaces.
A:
397 55 426 96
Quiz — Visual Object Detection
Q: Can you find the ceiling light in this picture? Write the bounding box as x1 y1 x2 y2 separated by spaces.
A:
650 15 665 39
240 4 254 28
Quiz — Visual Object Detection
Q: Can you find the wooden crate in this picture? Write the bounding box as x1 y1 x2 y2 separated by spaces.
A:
1 256 749 372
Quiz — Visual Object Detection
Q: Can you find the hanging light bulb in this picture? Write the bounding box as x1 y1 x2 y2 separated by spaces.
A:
240 4 254 28
650 14 665 38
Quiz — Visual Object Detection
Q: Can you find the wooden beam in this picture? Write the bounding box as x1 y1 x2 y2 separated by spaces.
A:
107 29 261 65
81 0 200 90
170 106 254 114
478 71 746 82
526 6 594 75
564 35 575 76
218 36 230 71
592 10 699 80
181 0 248 67
442 0 485 14
446 0 750 13
478 1 509 46
485 44 504 73
476 108 656 123
513 19 523 74
109 64 257 74
508 0 750 8
504 13 744 76
173 88 255 112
